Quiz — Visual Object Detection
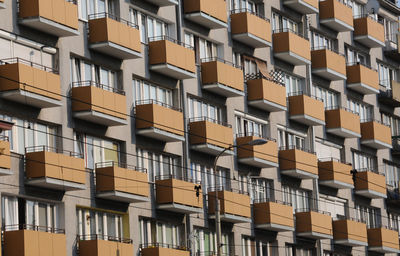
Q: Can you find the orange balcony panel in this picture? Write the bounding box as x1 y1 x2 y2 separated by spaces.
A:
346 64 379 94
96 163 149 203
319 0 353 32
208 190 251 223
254 201 294 231
273 31 311 65
296 210 333 239
149 39 196 80
355 171 387 199
0 139 11 175
288 94 325 126
236 136 278 168
136 103 184 142
156 178 203 214
141 247 190 256
88 16 142 59
367 227 400 253
378 81 400 107
184 0 227 29
189 119 233 156
360 121 392 149
318 159 354 189
325 108 361 138
18 0 79 37
71 85 127 126
333 219 368 247
247 78 287 112
283 0 319 14
79 239 133 256
311 49 346 80
25 148 86 191
279 148 318 179
230 12 272 48
354 17 385 48
0 60 61 108
4 229 66 256
201 59 244 97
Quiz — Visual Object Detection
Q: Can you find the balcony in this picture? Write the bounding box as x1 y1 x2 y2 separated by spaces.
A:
333 218 368 246
318 158 354 189
208 188 251 223
384 34 400 61
189 117 234 156
378 81 400 107
0 58 62 108
201 58 244 97
135 100 184 142
4 225 66 256
183 0 227 29
156 175 203 214
295 210 333 239
325 107 361 138
273 29 311 65
288 93 325 126
140 244 190 256
148 36 196 80
79 235 133 256
95 161 149 203
354 169 387 199
283 0 319 14
230 10 272 48
247 76 287 112
71 81 127 126
0 136 11 175
18 0 79 37
236 135 278 168
346 63 379 95
367 227 400 253
279 146 318 179
354 16 385 48
360 120 392 149
253 199 294 232
88 13 141 59
319 0 353 32
25 146 86 191
311 48 346 80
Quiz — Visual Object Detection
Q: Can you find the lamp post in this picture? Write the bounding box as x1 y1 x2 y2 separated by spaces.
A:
213 138 268 256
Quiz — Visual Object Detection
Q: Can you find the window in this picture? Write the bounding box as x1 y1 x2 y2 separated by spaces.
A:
388 212 400 233
139 218 184 248
133 79 173 106
74 133 119 170
346 98 372 121
311 31 334 51
272 13 299 33
188 97 222 122
76 207 125 240
231 0 258 13
345 46 369 66
351 1 365 17
282 185 311 212
384 161 400 189
318 195 347 220
278 129 306 151
378 62 397 89
2 196 60 232
380 113 400 136
282 72 304 95
235 113 268 138
79 0 115 20
232 52 242 67
355 204 381 228
129 9 168 43
351 150 377 172
193 228 230 256
285 245 314 256
189 162 230 192
380 16 398 43
310 85 338 109
198 37 218 60
249 178 273 203
243 58 258 76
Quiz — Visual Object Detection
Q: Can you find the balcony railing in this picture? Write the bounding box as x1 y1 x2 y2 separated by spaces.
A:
25 145 83 158
139 243 189 251
253 198 292 206
230 8 270 22
135 99 181 112
0 57 58 74
200 57 242 69
272 28 309 40
287 91 324 102
95 161 147 173
71 80 125 95
295 208 331 216
188 116 231 128
208 186 249 195
155 174 201 184
88 12 138 29
148 35 194 50
325 105 359 115
3 224 65 234
78 234 132 244
278 145 315 154
245 71 285 86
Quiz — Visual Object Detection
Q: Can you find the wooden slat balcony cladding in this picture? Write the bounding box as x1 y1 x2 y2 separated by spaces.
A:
230 12 272 46
346 64 379 94
208 190 251 218
319 0 353 31
26 150 86 185
0 140 11 171
4 230 66 256
247 78 287 112
71 86 127 120
367 227 400 253
141 247 190 256
354 171 387 198
288 95 325 125
201 60 244 92
279 148 318 178
183 0 227 23
272 31 311 65
333 219 368 246
360 121 392 149
236 136 278 167
283 0 319 14
354 17 385 47
295 211 333 238
79 239 133 256
318 160 353 189
189 120 233 149
253 201 294 231
156 178 203 209
325 108 361 138
311 49 346 80
135 103 184 136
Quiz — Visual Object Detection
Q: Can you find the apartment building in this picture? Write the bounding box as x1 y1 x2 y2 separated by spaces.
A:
0 0 398 255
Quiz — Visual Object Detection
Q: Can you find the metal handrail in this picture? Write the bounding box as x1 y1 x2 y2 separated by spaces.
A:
346 61 376 71
253 198 292 206
295 208 331 216
324 105 360 116
71 80 125 95
335 215 366 223
318 157 350 164
360 118 390 127
287 91 324 102
0 57 58 74
25 145 83 158
279 145 316 155
353 14 383 24
148 36 194 50
3 224 65 233
200 57 242 69
272 28 309 40
311 46 343 56
135 99 181 112
188 117 232 128
95 161 147 173
139 243 189 251
78 234 132 243
235 132 276 142
155 174 201 184
355 167 384 176
230 8 270 22
208 186 249 195
88 12 138 29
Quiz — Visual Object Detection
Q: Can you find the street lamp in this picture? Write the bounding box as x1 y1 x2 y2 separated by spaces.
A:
213 138 268 256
